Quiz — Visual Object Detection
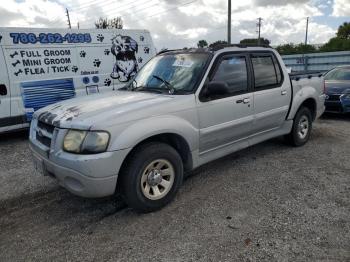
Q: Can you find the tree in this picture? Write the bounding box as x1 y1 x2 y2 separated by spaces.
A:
240 38 270 45
336 22 350 39
275 43 297 55
319 37 350 52
319 21 350 52
197 40 208 48
95 17 123 29
209 40 228 48
275 21 350 55
275 43 317 55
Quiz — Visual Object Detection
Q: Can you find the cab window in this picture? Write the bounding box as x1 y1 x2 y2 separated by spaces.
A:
251 54 282 90
210 56 248 97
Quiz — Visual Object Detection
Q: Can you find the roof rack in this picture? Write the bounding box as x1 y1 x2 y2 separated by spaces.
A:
157 47 209 55
157 49 177 55
209 43 272 51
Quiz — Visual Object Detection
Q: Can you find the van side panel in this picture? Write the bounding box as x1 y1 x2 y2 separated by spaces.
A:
0 45 16 132
0 28 156 129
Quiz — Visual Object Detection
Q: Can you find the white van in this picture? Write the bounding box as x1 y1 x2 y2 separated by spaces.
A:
0 27 156 133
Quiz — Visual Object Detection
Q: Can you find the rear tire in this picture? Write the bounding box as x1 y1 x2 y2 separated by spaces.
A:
119 142 183 213
285 106 312 147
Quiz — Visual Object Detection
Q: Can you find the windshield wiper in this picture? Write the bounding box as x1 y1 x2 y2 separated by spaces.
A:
152 75 176 94
134 86 163 93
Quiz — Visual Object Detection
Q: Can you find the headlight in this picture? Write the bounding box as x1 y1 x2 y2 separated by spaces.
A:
81 131 110 153
63 130 109 154
342 94 350 100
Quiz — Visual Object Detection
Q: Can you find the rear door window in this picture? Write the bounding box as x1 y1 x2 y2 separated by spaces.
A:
251 54 282 90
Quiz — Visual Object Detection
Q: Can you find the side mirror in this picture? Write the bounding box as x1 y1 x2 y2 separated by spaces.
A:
0 84 7 96
205 81 229 97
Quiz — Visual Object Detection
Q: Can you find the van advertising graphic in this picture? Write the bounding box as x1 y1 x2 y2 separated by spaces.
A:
8 48 77 77
0 28 156 125
110 34 138 82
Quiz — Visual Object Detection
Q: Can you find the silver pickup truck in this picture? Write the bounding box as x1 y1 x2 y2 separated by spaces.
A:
29 46 325 212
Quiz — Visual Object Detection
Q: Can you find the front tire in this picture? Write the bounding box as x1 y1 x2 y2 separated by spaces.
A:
119 142 183 213
285 106 312 147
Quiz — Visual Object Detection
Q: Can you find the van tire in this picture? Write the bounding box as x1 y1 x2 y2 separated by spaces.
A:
119 142 183 213
285 106 312 147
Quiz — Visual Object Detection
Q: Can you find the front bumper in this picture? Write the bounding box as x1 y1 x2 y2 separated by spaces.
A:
29 120 131 198
30 142 130 198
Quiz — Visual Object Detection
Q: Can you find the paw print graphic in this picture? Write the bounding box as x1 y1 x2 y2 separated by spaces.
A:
144 47 150 54
140 35 144 41
104 78 111 86
80 51 86 58
93 59 101 67
72 66 78 73
96 34 104 42
137 57 143 64
104 49 110 55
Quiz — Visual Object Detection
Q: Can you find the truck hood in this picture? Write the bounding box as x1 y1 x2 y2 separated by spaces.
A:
325 80 350 94
35 91 176 129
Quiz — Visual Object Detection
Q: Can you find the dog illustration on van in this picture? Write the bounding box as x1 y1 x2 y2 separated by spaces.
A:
110 34 138 82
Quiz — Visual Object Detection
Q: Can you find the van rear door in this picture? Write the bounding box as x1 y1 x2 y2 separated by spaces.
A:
0 46 12 130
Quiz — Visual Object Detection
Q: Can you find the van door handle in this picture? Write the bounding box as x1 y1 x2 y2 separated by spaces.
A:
281 90 287 95
0 84 7 96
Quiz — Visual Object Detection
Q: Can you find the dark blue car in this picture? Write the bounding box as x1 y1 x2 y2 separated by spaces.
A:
324 66 350 113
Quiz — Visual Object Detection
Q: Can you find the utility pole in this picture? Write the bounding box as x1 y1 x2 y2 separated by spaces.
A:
77 22 80 29
227 0 231 44
66 8 71 29
257 17 262 45
305 17 309 45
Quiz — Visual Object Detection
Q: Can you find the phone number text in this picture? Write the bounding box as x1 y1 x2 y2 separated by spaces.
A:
10 33 92 44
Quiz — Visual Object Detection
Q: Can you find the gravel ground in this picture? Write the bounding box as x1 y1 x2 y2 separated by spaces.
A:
0 114 349 262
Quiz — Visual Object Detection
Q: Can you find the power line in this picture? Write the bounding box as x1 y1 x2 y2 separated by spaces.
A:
100 0 159 17
77 0 159 26
71 0 144 13
79 0 198 28
67 0 113 9
133 0 197 20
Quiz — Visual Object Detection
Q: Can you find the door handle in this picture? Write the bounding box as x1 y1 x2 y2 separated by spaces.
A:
281 90 287 95
243 98 250 104
0 84 7 96
236 98 250 104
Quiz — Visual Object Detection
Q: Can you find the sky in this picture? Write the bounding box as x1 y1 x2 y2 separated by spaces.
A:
1 0 349 49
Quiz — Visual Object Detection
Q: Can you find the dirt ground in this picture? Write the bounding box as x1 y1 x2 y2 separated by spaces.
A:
0 114 349 261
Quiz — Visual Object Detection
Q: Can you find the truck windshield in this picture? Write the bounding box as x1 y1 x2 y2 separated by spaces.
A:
324 68 350 81
130 53 210 93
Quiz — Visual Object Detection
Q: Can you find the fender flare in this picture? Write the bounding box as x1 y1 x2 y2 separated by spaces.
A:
287 86 317 120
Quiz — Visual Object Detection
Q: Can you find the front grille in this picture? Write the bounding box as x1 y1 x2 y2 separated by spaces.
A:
327 94 341 101
37 120 55 134
36 121 54 148
36 132 51 147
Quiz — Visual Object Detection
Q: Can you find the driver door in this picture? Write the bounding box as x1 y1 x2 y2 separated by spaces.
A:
196 53 254 158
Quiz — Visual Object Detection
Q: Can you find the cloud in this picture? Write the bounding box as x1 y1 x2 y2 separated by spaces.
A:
0 0 66 27
0 0 339 49
332 0 350 17
253 0 310 6
0 7 22 26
